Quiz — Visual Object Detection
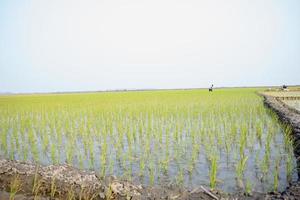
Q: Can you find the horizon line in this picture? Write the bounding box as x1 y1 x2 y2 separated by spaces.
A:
1 84 299 96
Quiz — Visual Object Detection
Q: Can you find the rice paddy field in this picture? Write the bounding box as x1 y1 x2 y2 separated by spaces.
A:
0 88 298 193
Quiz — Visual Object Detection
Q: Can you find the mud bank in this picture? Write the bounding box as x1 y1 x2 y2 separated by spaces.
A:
0 158 299 199
0 158 258 200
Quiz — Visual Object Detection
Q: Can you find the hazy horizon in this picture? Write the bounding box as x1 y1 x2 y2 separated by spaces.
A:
1 0 300 93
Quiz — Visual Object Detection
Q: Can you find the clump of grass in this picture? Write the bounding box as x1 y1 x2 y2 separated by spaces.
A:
67 185 75 200
50 176 57 198
32 166 40 194
10 174 22 200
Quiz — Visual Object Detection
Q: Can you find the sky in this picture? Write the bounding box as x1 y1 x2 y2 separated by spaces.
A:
0 0 299 93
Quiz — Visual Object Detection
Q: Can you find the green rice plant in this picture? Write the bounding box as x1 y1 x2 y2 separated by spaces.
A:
42 133 49 152
239 125 247 156
209 154 218 189
176 167 184 185
255 121 263 144
31 141 39 163
108 154 115 175
50 142 57 164
88 139 95 169
236 155 248 181
148 159 155 185
224 137 231 156
66 141 75 164
260 156 269 178
22 143 29 161
245 179 252 196
161 158 169 174
230 123 237 143
261 148 270 176
284 126 294 154
139 157 145 176
0 134 8 156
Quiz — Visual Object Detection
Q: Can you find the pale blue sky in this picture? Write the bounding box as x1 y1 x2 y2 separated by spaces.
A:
0 0 299 93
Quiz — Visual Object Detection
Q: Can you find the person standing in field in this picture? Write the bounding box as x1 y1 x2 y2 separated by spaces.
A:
209 84 213 92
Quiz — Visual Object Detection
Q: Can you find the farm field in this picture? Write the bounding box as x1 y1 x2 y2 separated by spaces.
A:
0 88 298 193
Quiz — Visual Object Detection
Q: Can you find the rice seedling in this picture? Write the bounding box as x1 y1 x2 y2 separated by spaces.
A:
22 143 29 161
148 158 155 185
236 155 248 181
245 179 252 196
50 142 57 164
209 154 218 189
176 166 184 185
139 157 145 176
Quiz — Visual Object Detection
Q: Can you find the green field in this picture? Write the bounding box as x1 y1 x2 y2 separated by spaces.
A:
0 88 297 193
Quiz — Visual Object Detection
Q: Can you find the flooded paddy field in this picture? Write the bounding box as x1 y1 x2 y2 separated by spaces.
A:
0 89 298 194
